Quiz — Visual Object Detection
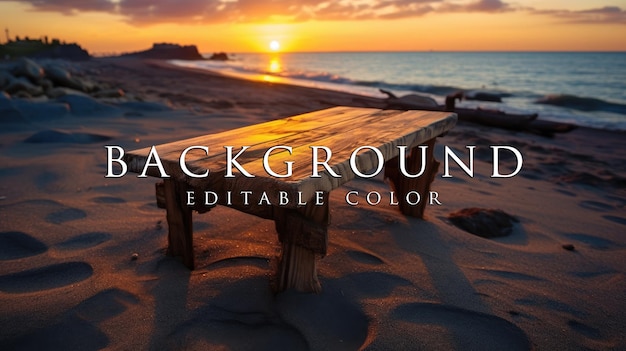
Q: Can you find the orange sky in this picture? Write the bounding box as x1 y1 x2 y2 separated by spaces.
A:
0 0 625 54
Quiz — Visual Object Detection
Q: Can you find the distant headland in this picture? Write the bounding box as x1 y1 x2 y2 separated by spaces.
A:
1 30 229 62
118 43 229 61
0 32 90 61
119 43 204 60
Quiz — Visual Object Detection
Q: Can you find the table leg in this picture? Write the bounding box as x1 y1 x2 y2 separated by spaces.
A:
384 138 439 218
273 192 329 293
161 179 195 269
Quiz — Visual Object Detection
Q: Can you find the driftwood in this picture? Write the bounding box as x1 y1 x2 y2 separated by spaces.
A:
381 89 576 136
125 106 457 292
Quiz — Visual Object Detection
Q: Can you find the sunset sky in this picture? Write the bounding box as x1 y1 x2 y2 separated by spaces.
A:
0 0 625 54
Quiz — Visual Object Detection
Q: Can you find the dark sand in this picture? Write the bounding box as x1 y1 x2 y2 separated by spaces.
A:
0 58 625 350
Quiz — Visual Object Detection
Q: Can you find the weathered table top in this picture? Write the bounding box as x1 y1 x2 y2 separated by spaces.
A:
124 106 457 205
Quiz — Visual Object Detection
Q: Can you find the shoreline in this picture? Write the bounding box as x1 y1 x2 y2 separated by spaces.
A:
154 58 626 135
91 57 626 140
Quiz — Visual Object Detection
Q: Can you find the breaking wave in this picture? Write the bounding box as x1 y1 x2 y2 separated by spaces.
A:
536 95 626 114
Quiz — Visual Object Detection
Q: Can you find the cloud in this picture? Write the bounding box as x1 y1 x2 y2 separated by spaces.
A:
14 0 117 14
439 0 512 13
532 6 626 24
1 0 502 24
3 0 625 25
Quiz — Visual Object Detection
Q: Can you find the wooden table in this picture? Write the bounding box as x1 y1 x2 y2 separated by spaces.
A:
124 107 457 292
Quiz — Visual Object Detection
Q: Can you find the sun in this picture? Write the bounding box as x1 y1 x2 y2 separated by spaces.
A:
269 40 280 51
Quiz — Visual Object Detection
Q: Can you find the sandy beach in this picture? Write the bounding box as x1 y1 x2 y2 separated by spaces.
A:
1 58 625 350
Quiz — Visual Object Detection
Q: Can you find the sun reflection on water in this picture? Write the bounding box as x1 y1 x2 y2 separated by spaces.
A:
268 57 282 73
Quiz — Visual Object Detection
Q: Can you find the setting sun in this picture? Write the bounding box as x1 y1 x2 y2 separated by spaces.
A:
269 40 280 51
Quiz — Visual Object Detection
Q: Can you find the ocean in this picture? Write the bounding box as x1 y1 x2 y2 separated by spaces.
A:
172 52 626 131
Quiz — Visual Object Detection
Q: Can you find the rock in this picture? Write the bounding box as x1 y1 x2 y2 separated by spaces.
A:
93 88 125 98
40 78 54 91
56 93 119 116
115 101 172 112
46 87 89 99
562 244 576 251
131 253 139 261
0 70 14 89
28 95 50 103
5 76 44 96
13 91 32 99
24 129 111 144
44 64 86 91
12 58 44 82
448 208 518 238
0 92 25 123
208 52 229 61
76 77 98 92
12 100 71 120
0 91 11 103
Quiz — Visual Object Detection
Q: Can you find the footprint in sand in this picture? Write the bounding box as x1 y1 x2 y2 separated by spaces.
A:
36 171 60 192
0 315 108 350
391 303 531 351
603 215 626 226
555 188 577 197
515 296 587 319
0 262 93 293
166 276 310 350
521 172 542 180
345 249 385 265
340 271 413 298
569 269 619 279
72 288 140 323
45 207 87 224
333 207 396 230
90 196 126 204
567 320 603 341
481 269 545 282
55 232 112 251
1 288 139 350
578 200 615 211
276 283 370 351
3 199 88 227
564 233 619 250
0 231 48 260
604 194 626 206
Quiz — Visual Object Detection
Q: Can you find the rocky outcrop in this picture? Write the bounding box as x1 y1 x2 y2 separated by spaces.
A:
208 52 229 61
30 44 90 61
0 39 90 61
121 43 204 60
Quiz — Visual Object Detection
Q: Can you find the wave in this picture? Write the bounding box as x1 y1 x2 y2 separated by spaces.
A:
278 72 513 102
279 72 514 99
280 71 354 85
171 59 626 130
536 94 626 114
183 59 516 100
353 80 462 96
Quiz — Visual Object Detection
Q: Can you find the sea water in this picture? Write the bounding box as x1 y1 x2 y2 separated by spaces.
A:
172 52 626 131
